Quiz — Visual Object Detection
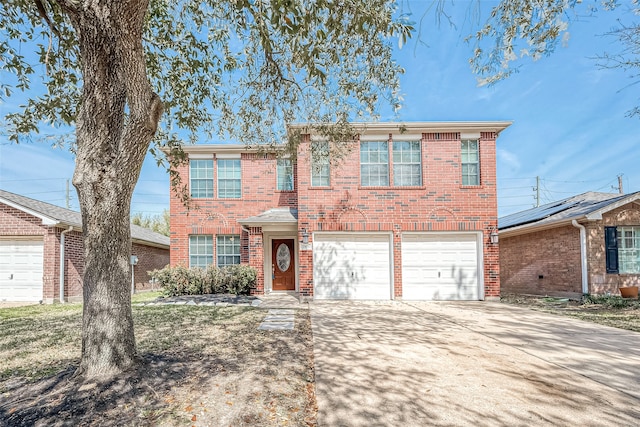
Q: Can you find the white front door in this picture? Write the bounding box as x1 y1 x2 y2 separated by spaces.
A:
313 233 391 300
402 233 480 300
0 240 44 302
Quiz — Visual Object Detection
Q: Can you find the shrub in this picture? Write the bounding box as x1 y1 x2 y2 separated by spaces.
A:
149 264 257 297
583 293 634 308
221 264 258 295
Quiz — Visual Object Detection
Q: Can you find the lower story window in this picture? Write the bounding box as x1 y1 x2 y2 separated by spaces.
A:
189 235 213 269
217 235 240 267
605 226 640 274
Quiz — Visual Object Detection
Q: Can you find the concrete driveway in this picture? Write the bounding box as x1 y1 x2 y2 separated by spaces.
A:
310 301 640 426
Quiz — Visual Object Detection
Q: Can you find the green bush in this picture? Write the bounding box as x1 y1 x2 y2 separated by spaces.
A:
221 264 258 295
149 264 257 297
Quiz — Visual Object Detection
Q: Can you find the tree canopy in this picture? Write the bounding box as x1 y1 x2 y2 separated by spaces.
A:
1 0 413 148
467 0 638 101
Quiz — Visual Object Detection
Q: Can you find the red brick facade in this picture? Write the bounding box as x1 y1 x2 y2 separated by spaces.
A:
500 201 640 296
0 202 169 303
170 122 509 300
500 225 582 296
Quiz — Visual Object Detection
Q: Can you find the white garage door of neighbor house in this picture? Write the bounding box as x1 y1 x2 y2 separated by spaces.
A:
313 233 391 300
0 240 44 302
402 233 480 300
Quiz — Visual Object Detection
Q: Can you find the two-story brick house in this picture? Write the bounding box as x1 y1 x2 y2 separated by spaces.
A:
170 121 511 300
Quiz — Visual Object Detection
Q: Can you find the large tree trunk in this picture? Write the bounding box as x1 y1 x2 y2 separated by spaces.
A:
65 0 162 380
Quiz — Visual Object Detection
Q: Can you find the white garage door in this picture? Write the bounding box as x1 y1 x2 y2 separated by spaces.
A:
402 233 480 300
313 233 391 300
0 240 44 302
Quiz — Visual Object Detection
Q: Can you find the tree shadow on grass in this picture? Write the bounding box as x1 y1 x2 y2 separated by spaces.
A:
0 352 211 427
1 308 316 427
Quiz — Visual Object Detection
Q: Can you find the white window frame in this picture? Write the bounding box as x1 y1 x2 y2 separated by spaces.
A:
360 141 389 187
461 139 480 186
392 141 422 186
617 226 640 274
217 235 241 267
217 159 241 199
277 159 294 191
190 159 213 198
189 235 213 268
311 141 330 187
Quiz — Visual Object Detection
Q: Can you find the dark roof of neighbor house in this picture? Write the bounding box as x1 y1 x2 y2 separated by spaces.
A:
499 191 640 235
0 189 169 248
239 207 298 225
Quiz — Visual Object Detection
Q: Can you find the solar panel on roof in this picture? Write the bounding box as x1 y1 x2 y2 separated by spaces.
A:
499 201 579 230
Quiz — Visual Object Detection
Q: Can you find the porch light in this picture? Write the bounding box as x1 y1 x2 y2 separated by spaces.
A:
302 228 309 244
490 229 499 245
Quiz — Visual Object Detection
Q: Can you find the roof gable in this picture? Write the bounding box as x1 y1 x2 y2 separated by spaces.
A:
0 189 169 247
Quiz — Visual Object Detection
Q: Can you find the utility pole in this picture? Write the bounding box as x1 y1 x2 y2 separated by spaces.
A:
618 175 624 194
66 179 71 208
533 176 540 207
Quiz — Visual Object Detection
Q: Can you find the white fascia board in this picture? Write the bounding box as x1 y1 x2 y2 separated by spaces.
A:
499 218 578 238
585 194 640 220
131 238 170 250
0 198 59 226
290 121 513 136
358 133 424 142
180 144 276 155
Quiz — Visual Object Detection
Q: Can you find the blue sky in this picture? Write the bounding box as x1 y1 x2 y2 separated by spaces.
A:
0 1 638 217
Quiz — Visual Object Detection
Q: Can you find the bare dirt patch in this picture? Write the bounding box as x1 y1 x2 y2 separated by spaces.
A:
501 294 640 332
0 303 316 426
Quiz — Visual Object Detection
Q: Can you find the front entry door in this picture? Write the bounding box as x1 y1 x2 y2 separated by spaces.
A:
272 239 295 291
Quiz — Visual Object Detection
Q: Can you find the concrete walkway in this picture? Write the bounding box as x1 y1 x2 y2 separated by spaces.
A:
310 301 640 427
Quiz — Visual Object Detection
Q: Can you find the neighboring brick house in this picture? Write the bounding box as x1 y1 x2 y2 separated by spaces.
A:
0 189 170 303
170 121 511 300
499 191 640 297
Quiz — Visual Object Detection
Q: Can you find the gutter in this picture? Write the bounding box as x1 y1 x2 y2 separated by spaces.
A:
571 220 589 294
59 226 74 303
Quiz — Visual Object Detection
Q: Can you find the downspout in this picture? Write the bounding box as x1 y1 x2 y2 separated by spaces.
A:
571 220 589 294
59 226 74 303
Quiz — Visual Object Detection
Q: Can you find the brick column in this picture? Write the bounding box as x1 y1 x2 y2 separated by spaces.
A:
248 227 264 294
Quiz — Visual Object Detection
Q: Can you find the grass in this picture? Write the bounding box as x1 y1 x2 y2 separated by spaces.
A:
501 294 640 332
0 300 316 426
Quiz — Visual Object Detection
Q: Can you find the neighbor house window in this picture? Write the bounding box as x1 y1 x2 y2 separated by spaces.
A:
190 159 213 198
189 235 213 268
360 141 389 186
393 141 422 186
606 226 640 274
277 159 294 191
461 140 480 186
217 235 241 267
311 141 330 187
217 159 241 198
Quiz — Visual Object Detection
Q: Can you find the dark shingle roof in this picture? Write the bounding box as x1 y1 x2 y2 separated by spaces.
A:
0 189 169 247
499 191 640 232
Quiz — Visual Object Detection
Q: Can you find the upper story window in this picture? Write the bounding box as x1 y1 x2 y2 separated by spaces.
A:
217 235 241 267
277 159 294 191
360 141 389 187
190 160 214 198
461 140 480 186
189 235 213 269
606 226 640 274
311 141 330 187
217 159 241 198
393 141 422 186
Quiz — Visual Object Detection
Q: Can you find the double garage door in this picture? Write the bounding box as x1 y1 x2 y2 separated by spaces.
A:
313 233 480 300
0 240 44 302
